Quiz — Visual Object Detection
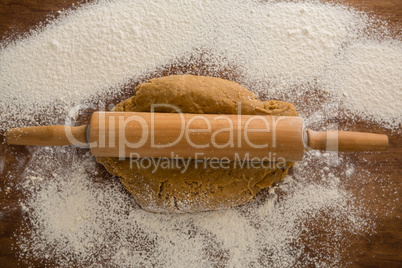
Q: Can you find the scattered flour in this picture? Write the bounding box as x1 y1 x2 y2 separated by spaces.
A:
2 0 400 128
17 149 372 267
321 39 402 125
0 0 400 267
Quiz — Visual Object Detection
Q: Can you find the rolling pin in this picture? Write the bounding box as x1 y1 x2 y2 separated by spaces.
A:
6 112 388 162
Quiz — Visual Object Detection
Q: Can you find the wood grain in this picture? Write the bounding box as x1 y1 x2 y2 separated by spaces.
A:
0 0 401 267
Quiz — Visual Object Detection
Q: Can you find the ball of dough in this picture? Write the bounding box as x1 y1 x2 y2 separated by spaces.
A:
96 75 297 213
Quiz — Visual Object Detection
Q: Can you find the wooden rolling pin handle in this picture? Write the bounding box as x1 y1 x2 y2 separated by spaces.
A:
306 130 389 152
6 125 88 146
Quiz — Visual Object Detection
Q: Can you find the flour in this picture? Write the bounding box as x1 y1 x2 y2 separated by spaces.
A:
0 0 400 267
1 0 393 128
17 149 373 267
320 39 402 125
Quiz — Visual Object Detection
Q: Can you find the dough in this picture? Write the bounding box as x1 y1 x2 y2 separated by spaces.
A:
96 75 297 213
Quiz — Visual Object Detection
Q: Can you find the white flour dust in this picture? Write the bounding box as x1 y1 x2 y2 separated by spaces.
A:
0 0 400 267
17 149 373 267
1 0 400 128
320 39 402 125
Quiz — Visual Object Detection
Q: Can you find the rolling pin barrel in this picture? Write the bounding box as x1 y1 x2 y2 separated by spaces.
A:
88 112 306 162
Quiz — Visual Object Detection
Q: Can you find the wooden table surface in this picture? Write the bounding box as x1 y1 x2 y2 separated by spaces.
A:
0 0 401 267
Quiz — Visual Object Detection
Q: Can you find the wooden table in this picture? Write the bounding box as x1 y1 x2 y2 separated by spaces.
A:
0 1 401 267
